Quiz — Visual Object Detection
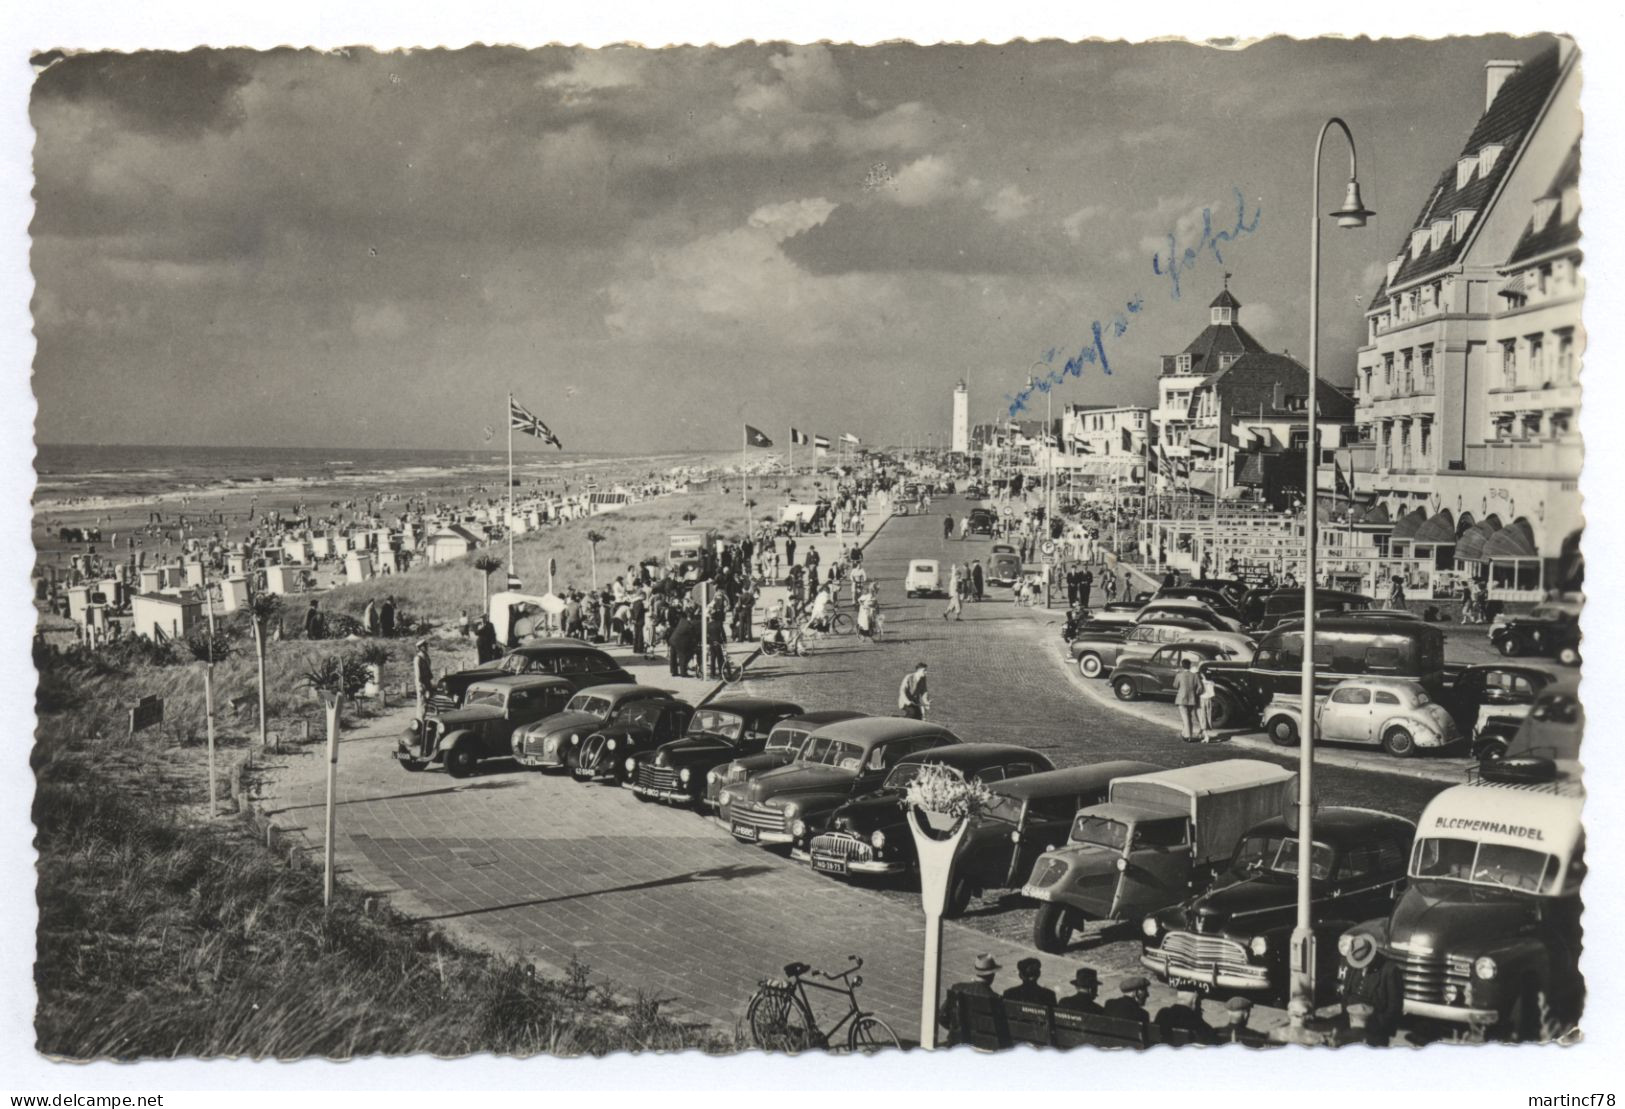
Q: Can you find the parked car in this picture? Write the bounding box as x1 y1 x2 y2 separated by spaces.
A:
572 697 696 785
905 559 945 598
397 674 575 777
706 710 870 815
1134 599 1246 633
1141 808 1416 1000
1110 643 1253 708
1070 619 1240 679
428 639 635 711
803 760 1160 915
1243 588 1373 631
725 717 960 845
967 508 997 535
1440 664 1556 760
1262 677 1458 757
792 743 1054 874
628 698 806 806
987 544 1023 586
1022 760 1298 952
1337 775 1585 1041
1150 586 1245 622
511 684 676 771
1181 578 1249 607
1499 675 1583 776
1489 600 1582 666
1090 600 1147 626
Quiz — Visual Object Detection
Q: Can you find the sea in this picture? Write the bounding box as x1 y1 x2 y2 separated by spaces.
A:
33 443 704 510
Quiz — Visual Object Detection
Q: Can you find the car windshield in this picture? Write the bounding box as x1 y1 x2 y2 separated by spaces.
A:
613 703 665 729
1069 815 1129 850
1410 837 1558 894
766 727 808 752
1232 834 1334 881
464 688 506 708
983 793 1025 825
1527 605 1574 622
688 710 744 740
1411 690 1431 707
565 693 613 717
498 654 532 674
882 762 961 791
798 736 865 770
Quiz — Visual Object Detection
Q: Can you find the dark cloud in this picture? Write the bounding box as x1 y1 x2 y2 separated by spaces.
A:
782 195 1073 276
32 49 254 138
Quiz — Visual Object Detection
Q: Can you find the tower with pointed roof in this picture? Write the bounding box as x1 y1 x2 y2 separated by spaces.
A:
951 379 969 454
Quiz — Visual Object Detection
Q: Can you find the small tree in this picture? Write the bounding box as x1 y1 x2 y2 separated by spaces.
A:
586 530 606 589
249 593 282 749
302 654 372 701
473 554 504 601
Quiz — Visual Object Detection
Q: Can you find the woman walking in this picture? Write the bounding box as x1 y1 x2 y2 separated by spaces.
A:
944 565 964 621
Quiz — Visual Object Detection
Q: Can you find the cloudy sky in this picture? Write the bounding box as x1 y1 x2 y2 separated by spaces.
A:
30 35 1558 452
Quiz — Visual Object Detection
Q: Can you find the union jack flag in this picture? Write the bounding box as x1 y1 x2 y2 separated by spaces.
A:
510 397 562 449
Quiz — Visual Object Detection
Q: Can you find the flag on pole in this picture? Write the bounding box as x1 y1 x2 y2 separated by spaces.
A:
510 397 563 449
745 424 774 448
790 428 810 446
840 433 860 445
1334 458 1353 501
507 574 523 590
1144 443 1156 473
813 434 831 449
1121 427 1133 452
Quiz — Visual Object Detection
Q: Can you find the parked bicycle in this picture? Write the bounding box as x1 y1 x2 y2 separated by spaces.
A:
746 955 901 1053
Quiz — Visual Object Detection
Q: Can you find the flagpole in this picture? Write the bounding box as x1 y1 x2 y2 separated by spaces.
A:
742 423 749 541
788 425 793 475
507 392 515 579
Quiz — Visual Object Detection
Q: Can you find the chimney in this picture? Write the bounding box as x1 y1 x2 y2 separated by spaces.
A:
1485 59 1521 111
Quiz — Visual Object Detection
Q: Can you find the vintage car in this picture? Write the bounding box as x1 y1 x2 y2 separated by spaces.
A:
904 559 945 598
706 710 870 816
1070 618 1229 679
1089 600 1148 627
1164 580 1249 610
1262 677 1458 757
1242 588 1374 631
572 697 696 785
1489 599 1582 666
1023 760 1297 952
1141 808 1415 1000
987 544 1024 586
1439 664 1556 760
1338 775 1585 1041
725 717 960 845
1134 599 1246 634
804 759 1160 915
511 683 676 771
967 507 998 535
427 639 635 711
792 743 1054 876
1110 642 1252 707
397 674 575 777
628 697 806 806
1498 675 1582 776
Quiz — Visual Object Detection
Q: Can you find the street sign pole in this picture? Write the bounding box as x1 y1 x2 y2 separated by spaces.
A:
204 590 217 817
907 806 970 1050
322 690 343 908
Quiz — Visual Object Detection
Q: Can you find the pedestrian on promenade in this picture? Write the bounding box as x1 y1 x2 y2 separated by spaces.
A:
898 661 930 719
959 516 971 541
474 613 500 663
971 560 985 602
785 536 797 571
413 638 433 717
1121 572 1134 602
944 566 963 621
1003 958 1058 1006
1154 984 1218 1044
1058 968 1103 1014
1199 664 1221 743
1080 567 1094 609
939 954 1000 1045
943 513 954 542
1103 977 1151 1024
304 599 325 640
363 598 379 636
1388 575 1407 609
380 594 396 637
1173 657 1202 742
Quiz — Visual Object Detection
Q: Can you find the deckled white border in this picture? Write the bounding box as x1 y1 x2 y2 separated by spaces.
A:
1 0 1620 1097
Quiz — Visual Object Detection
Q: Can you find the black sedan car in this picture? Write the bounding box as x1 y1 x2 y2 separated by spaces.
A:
1439 663 1556 760
1140 807 1416 1001
428 639 635 711
573 697 696 785
790 743 1054 875
967 508 998 535
628 697 805 806
1109 643 1248 706
1489 600 1582 666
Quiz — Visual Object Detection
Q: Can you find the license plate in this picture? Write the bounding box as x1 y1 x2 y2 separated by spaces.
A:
811 856 848 875
732 823 759 842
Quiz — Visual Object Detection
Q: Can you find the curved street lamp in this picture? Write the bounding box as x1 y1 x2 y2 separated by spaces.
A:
1293 116 1374 1011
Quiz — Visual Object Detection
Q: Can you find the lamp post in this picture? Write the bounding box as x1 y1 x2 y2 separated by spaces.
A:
1293 117 1374 1010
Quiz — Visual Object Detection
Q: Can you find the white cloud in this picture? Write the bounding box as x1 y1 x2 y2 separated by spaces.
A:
1062 204 1108 242
1242 300 1282 341
985 184 1032 224
544 48 645 93
748 197 837 242
886 154 964 207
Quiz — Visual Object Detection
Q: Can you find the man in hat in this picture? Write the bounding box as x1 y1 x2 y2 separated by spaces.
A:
473 613 500 663
1103 976 1151 1024
413 638 434 717
1002 957 1058 1007
1154 983 1218 1044
1222 997 1270 1046
1057 967 1104 1014
379 594 397 637
939 953 1001 1045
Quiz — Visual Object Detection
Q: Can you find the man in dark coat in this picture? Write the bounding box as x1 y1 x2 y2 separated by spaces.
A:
303 599 325 640
1057 967 1104 1014
785 536 797 569
379 594 397 637
1002 957 1058 1007
474 614 500 663
1154 984 1218 1043
939 953 1001 1045
971 560 985 602
1080 567 1094 609
629 591 647 655
669 611 699 677
1102 976 1151 1024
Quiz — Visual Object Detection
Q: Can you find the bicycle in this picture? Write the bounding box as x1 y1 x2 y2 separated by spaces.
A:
746 955 901 1053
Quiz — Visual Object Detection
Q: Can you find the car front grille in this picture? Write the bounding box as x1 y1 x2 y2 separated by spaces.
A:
1027 857 1066 889
729 800 786 834
1159 931 1251 974
809 833 872 864
635 763 680 792
1396 950 1473 1005
428 692 458 713
577 735 608 771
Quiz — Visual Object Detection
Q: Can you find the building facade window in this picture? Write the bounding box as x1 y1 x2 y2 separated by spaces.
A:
1521 412 1542 439
1528 334 1546 383
1399 421 1411 469
1551 409 1573 437
1493 413 1515 440
1556 329 1575 382
1384 354 1395 387
1419 419 1432 461
1402 349 1414 393
1420 345 1434 390
1175 354 1192 373
1501 341 1517 389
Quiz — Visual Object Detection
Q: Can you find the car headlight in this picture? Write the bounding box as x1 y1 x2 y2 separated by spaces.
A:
1474 956 1498 980
679 768 691 784
1249 936 1268 957
1337 934 1353 957
571 734 580 746
792 819 807 839
624 757 636 772
1141 917 1160 938
1115 857 1128 872
708 768 720 782
606 738 618 751
545 735 559 754
871 830 886 850
1009 829 1022 844
782 802 800 821
719 790 733 806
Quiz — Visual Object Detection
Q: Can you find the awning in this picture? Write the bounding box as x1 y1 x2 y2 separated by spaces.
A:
1483 519 1537 559
1455 521 1500 562
1500 273 1527 298
1354 502 1391 527
1238 454 1266 485
1413 509 1457 545
1222 486 1249 501
1390 507 1429 541
1189 430 1218 458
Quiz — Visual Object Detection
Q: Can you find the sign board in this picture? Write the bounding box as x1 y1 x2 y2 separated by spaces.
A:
129 695 164 736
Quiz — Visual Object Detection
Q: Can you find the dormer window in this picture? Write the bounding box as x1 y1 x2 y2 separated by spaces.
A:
1453 209 1477 239
1479 144 1504 176
1456 155 1478 189
1411 229 1430 259
1175 354 1192 373
1386 258 1402 285
1430 219 1452 250
1218 353 1239 370
1211 306 1233 324
1532 195 1559 230
1560 185 1579 224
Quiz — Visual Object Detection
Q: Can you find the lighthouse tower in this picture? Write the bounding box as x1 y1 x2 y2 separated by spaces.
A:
952 379 969 454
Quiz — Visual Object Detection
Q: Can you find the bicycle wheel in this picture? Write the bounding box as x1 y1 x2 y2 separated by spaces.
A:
747 987 817 1053
847 1014 902 1054
830 611 855 636
722 658 744 683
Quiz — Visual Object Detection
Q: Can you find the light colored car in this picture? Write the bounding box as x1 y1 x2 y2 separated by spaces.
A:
1134 598 1245 634
904 558 943 597
1071 618 1213 678
1262 677 1458 757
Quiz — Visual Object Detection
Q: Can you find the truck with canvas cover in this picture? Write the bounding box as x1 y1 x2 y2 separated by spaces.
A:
1021 759 1298 953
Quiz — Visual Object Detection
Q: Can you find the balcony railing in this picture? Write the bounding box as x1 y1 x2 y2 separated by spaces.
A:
1463 439 1583 478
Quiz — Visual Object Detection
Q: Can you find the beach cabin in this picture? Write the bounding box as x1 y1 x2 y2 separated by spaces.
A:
282 538 311 564
130 591 205 642
183 561 205 589
227 552 248 577
138 568 164 594
218 576 250 614
264 564 307 596
66 585 91 626
161 565 187 590
344 550 374 583
425 525 481 565
375 548 400 575
97 578 123 610
312 535 335 560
